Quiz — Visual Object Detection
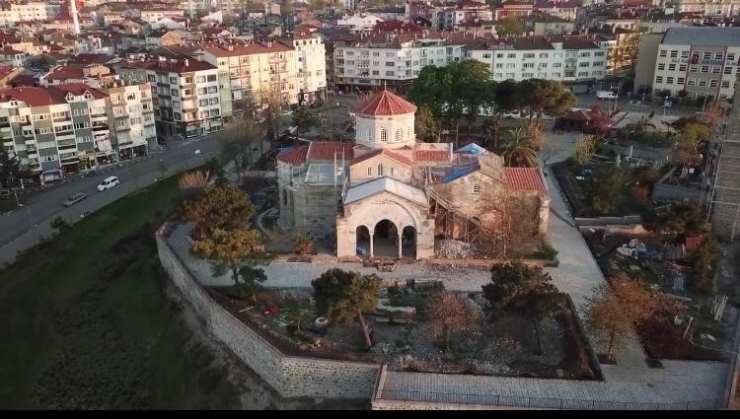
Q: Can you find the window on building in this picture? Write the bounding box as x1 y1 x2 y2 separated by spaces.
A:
698 80 707 87
725 66 733 74
715 52 724 60
703 52 712 60
207 75 217 82
367 166 372 176
395 129 402 142
390 167 394 177
668 64 676 71
679 64 687 71
670 50 678 58
655 76 663 83
657 63 665 70
366 127 372 141
687 79 696 86
710 80 719 88
677 77 685 85
712 66 721 74
473 184 481 194
169 77 177 84
701 65 709 73
380 128 387 142
722 80 730 88
681 51 689 58
386 71 394 76
728 53 736 62
667 77 674 84
378 164 384 176
659 49 667 57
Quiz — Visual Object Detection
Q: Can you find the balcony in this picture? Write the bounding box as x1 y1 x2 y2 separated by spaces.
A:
92 123 109 132
57 139 77 149
90 113 107 120
60 153 79 162
52 114 71 123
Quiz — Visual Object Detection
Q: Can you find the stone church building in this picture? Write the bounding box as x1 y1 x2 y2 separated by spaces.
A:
276 89 551 260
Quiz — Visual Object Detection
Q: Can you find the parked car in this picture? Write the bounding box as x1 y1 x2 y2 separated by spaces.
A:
63 192 87 207
97 176 120 192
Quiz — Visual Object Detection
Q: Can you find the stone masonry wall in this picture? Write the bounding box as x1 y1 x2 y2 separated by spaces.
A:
156 230 380 399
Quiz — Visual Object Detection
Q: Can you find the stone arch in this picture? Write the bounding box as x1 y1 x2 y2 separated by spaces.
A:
347 197 423 259
356 225 371 257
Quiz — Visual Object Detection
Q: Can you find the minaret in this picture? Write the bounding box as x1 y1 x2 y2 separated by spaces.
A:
70 0 81 36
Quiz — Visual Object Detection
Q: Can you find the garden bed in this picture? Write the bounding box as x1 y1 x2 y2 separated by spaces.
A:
205 283 599 380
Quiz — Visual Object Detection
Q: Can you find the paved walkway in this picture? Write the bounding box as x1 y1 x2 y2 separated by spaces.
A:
165 138 731 409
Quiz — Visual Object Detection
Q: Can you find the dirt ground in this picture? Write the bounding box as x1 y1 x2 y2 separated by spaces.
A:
168 283 369 410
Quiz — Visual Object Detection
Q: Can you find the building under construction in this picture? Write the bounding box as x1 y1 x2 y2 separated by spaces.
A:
710 73 740 241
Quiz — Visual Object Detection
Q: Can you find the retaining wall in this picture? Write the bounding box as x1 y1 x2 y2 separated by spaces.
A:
156 229 380 399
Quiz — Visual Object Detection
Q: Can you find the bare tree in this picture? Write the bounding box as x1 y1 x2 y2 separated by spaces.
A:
476 190 542 259
425 291 482 353
584 274 659 360
573 134 598 166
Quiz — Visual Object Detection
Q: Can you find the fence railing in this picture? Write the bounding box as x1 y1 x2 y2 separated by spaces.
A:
376 390 722 410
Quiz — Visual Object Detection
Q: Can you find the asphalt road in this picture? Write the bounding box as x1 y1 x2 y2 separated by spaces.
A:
0 136 227 265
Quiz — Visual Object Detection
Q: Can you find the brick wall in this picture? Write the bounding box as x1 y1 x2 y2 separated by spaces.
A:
156 228 380 399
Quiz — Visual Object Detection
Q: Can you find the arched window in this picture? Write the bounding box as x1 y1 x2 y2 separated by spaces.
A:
395 129 402 142
378 164 384 176
380 128 387 142
367 166 372 176
407 127 411 139
390 167 394 177
366 127 372 141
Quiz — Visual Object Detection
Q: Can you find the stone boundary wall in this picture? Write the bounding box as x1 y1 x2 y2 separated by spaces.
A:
156 228 380 399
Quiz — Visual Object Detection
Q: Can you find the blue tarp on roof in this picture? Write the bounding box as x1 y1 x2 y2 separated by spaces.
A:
442 165 478 183
456 143 487 155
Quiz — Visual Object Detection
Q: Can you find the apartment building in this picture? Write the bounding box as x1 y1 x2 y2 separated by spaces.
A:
466 36 607 83
670 0 740 17
143 57 223 139
200 40 299 118
332 31 474 90
0 82 155 177
650 27 740 101
100 80 158 161
281 30 327 104
333 31 606 90
0 2 59 26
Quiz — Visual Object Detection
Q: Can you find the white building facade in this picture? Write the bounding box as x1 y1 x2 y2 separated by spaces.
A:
651 27 740 101
145 57 223 139
0 2 59 25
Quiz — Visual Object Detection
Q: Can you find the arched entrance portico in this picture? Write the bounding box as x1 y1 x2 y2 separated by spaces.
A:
356 225 371 256
373 219 399 258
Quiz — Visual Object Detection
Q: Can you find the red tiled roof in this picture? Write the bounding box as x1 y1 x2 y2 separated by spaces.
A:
276 146 308 165
352 148 414 167
414 150 450 163
42 66 85 80
54 83 106 100
201 41 293 57
307 142 355 161
356 89 417 116
0 86 68 106
505 167 545 191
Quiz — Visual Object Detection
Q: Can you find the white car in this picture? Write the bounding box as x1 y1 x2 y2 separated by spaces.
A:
97 176 120 192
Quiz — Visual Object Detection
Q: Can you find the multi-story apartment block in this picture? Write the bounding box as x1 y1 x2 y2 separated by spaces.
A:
200 40 299 117
332 31 474 90
669 0 740 17
466 36 607 83
281 29 327 104
0 2 59 26
143 57 223 139
332 31 607 90
100 80 158 160
0 82 156 178
650 27 740 101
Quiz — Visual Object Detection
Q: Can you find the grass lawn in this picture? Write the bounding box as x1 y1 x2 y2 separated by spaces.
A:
0 175 246 409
